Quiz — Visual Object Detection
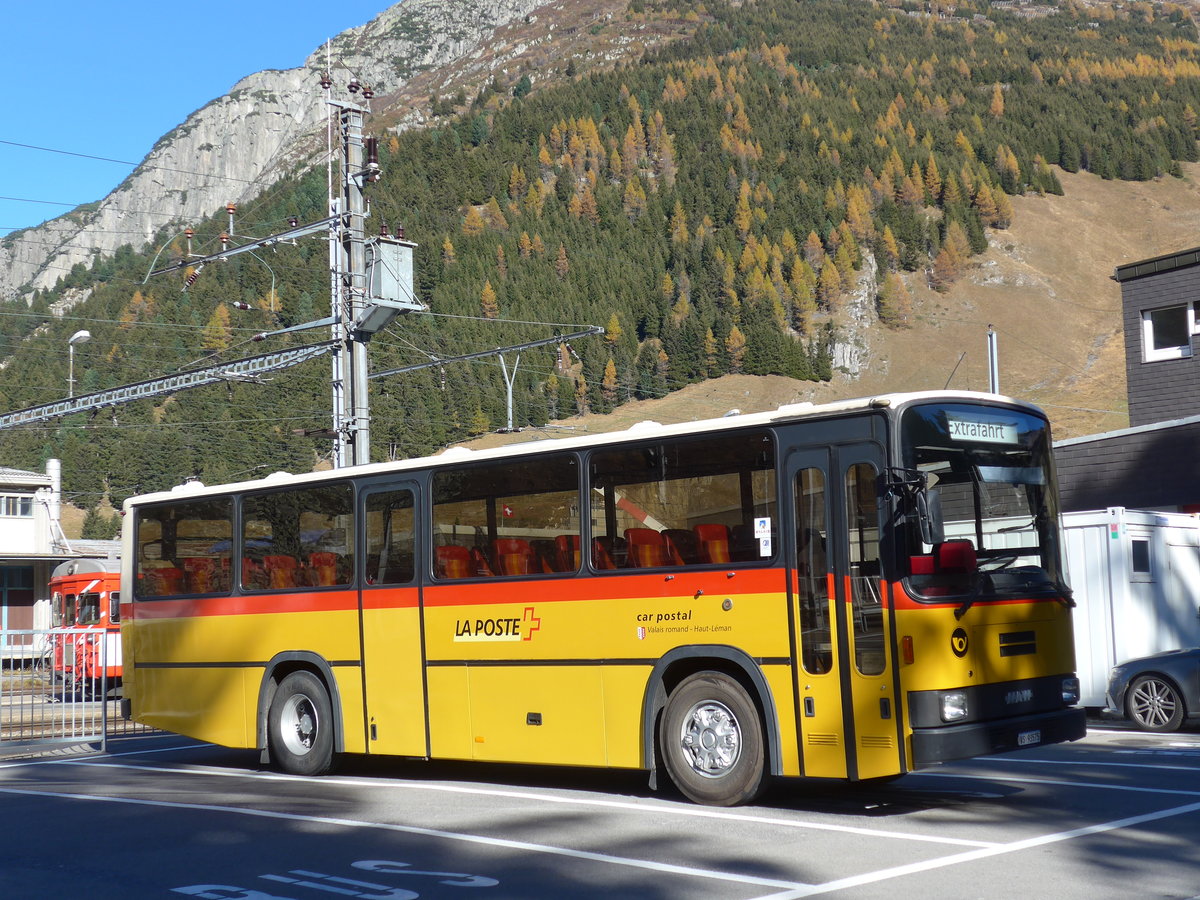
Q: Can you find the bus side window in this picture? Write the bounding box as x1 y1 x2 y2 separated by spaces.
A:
589 431 777 571
364 489 416 585
432 454 580 579
134 498 232 599
243 483 354 590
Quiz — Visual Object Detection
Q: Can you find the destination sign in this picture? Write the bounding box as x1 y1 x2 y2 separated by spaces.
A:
946 414 1019 445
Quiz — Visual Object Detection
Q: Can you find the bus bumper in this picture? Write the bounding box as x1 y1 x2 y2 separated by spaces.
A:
910 707 1086 767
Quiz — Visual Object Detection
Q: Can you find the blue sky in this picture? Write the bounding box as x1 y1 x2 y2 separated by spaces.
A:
0 1 393 238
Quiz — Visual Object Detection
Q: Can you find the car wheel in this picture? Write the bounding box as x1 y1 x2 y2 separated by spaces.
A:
659 672 766 806
268 670 335 775
1126 674 1185 733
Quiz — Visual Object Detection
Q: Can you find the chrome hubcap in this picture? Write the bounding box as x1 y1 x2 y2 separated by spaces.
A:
281 693 319 755
679 699 741 777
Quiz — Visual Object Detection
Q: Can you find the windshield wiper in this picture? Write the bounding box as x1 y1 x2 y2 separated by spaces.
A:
997 515 1037 533
953 575 984 620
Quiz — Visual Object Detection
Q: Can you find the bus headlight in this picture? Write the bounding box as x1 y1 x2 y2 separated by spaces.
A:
1062 677 1080 705
941 691 968 722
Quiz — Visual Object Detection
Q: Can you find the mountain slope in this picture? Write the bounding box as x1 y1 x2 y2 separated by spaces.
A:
0 0 631 300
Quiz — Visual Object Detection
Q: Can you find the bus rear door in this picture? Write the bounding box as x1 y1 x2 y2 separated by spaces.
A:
360 482 427 757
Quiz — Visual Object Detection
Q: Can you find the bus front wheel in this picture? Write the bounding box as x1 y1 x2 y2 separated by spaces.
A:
268 670 334 776
659 672 765 806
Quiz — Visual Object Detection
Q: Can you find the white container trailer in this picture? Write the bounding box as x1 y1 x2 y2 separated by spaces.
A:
1061 508 1200 707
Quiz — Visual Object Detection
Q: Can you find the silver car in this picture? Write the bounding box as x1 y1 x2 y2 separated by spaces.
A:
1107 648 1200 732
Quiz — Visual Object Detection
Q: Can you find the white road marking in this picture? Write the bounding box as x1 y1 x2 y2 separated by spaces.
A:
746 799 1200 899
979 755 1200 774
0 739 208 769
917 770 1200 798
49 757 999 849
0 784 811 892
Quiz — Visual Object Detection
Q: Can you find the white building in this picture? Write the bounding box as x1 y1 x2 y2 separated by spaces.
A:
0 459 116 658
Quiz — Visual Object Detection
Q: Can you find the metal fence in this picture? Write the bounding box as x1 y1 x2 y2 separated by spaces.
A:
1 628 153 757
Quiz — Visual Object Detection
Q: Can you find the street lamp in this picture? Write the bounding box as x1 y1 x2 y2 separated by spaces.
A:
68 330 91 398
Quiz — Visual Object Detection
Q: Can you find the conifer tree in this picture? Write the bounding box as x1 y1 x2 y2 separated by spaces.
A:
481 280 499 319
201 305 233 353
725 326 747 374
462 207 485 237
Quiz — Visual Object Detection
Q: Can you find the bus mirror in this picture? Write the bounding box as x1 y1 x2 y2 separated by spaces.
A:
916 488 944 547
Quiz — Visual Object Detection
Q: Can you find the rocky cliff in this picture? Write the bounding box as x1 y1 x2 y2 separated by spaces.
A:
0 0 556 301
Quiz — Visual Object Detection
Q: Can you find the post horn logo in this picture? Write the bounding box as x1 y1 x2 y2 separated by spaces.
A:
950 627 969 658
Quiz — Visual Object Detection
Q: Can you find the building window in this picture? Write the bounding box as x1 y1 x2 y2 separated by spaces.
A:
0 495 33 517
1141 304 1194 361
1131 538 1151 575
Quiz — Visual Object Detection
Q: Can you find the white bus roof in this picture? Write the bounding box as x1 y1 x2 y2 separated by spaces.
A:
125 389 1040 508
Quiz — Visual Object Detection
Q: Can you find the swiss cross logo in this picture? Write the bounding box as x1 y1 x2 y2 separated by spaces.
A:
522 606 541 641
502 504 514 517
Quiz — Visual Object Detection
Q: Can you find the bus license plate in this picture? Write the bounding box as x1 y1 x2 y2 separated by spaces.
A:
1018 729 1041 746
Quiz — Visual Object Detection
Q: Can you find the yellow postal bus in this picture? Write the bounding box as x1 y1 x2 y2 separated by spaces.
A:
121 390 1085 805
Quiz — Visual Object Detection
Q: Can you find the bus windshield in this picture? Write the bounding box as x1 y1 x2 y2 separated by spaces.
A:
900 402 1062 600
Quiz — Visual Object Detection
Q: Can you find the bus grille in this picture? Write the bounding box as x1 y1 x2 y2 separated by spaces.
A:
999 631 1037 657
860 735 894 749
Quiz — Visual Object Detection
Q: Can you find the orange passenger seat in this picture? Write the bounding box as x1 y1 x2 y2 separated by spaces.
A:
555 534 582 572
625 528 670 568
493 538 537 575
263 555 299 589
693 524 731 564
435 545 472 579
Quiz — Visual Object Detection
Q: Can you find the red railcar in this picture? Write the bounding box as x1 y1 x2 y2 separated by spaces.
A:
50 559 122 692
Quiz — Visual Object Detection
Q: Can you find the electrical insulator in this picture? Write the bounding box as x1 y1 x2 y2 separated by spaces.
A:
184 227 194 239
184 263 205 288
220 233 229 249
395 224 405 240
320 72 332 90
231 301 251 310
252 333 267 343
348 77 360 93
362 85 374 99
288 216 299 228
226 202 236 215
379 223 389 238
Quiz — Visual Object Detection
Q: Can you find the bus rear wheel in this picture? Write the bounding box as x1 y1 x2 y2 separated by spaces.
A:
659 672 765 806
268 670 334 776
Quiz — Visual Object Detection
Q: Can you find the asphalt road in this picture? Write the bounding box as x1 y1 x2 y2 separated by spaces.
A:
1 719 1198 900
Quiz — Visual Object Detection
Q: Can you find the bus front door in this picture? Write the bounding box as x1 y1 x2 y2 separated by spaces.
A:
789 444 902 780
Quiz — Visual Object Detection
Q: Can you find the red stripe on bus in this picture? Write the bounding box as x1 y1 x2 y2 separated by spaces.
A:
422 567 787 607
361 588 420 611
130 591 359 619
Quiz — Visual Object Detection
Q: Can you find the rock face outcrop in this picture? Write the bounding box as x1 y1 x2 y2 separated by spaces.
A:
0 0 546 301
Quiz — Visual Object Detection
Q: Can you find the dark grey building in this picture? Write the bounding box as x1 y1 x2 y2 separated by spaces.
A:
1053 247 1200 513
1115 247 1200 427
1055 415 1200 514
